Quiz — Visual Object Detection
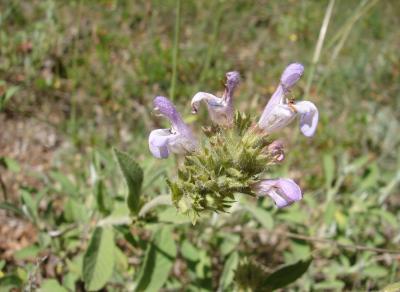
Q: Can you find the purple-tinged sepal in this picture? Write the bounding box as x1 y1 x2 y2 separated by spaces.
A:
191 71 240 127
252 178 302 208
148 96 197 159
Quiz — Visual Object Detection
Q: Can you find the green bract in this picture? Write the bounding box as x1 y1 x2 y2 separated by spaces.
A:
168 111 274 223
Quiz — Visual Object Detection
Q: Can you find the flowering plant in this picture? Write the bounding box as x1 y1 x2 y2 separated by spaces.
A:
149 63 318 223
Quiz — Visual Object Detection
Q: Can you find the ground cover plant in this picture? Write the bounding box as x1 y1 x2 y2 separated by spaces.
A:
0 0 399 291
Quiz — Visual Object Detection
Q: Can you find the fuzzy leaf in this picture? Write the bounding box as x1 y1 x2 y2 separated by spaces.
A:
218 252 239 291
135 226 177 291
263 258 312 290
0 275 22 290
245 204 274 230
114 148 143 214
40 279 68 292
82 227 115 291
383 282 400 292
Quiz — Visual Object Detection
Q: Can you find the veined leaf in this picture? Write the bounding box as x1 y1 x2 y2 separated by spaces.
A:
244 204 274 230
21 189 38 223
263 258 312 290
218 251 239 291
383 282 400 292
135 226 177 291
323 154 335 189
0 202 25 217
0 275 22 290
0 85 19 109
2 157 20 173
82 227 115 291
39 279 68 292
114 148 143 214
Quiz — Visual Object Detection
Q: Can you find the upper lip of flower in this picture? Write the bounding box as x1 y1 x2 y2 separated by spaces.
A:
191 71 240 126
280 62 304 92
149 96 197 159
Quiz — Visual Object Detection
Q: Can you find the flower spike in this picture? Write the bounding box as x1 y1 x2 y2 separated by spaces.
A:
148 96 197 159
191 71 240 127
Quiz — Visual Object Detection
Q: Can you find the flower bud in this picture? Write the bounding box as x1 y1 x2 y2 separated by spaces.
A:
267 140 285 162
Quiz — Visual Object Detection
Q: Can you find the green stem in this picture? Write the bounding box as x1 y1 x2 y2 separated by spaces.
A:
170 0 181 101
138 195 172 217
305 0 335 96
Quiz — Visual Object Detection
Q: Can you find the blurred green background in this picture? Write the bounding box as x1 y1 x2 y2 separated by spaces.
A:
0 0 399 291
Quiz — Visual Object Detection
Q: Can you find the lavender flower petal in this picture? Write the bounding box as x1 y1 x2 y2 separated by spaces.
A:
258 63 304 131
150 96 198 159
154 96 188 134
280 63 304 91
148 129 172 159
258 103 297 133
294 101 319 137
252 178 302 208
191 92 222 114
191 92 234 127
191 71 240 127
223 71 240 104
148 128 198 159
258 86 284 128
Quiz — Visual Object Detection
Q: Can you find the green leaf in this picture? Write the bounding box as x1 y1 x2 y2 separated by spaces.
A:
50 171 78 196
363 265 388 278
82 227 115 291
114 148 143 214
158 207 191 224
314 280 345 290
344 155 370 174
219 233 240 257
323 200 336 225
244 204 274 230
323 154 335 189
277 208 306 224
0 85 19 109
21 189 38 223
135 226 177 292
39 279 68 292
290 241 311 261
4 86 19 102
95 180 113 215
218 251 239 291
3 157 20 173
383 282 400 292
0 202 25 217
0 275 22 290
0 260 5 270
371 209 398 227
14 245 40 261
64 198 89 223
181 240 200 262
63 273 80 292
263 258 312 290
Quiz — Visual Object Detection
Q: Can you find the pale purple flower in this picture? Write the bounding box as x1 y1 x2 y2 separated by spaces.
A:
258 63 318 137
252 178 302 208
149 96 197 159
191 71 240 127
